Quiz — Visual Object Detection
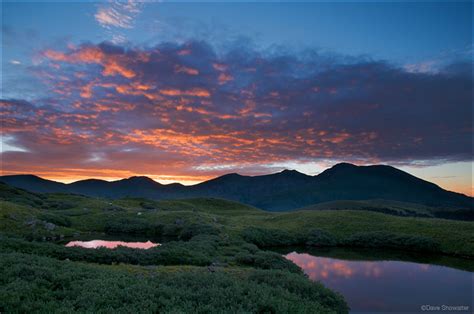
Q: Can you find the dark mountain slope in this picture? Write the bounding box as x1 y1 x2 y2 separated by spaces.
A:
187 170 314 203
0 175 68 193
309 163 472 208
69 176 158 198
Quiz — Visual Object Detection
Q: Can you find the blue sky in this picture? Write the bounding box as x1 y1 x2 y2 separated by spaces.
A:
3 1 472 65
3 1 472 100
1 1 473 195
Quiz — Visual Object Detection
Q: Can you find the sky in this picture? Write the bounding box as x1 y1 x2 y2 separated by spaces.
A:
1 1 473 195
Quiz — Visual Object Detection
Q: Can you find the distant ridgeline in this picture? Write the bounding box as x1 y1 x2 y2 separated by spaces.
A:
1 163 472 215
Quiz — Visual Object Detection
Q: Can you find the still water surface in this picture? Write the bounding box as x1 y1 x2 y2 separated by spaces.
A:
65 240 160 249
285 250 473 313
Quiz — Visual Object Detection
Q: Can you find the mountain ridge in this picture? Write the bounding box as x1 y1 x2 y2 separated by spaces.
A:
1 163 472 211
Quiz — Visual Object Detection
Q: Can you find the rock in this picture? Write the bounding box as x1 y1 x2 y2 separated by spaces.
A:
8 213 19 221
211 261 227 267
175 219 185 226
137 212 142 216
25 219 38 227
43 222 56 231
103 206 125 212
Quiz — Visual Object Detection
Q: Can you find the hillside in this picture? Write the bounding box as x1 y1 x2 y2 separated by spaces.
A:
1 182 474 259
1 163 472 212
298 199 474 220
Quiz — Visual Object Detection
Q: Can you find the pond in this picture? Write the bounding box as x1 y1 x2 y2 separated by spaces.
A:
284 248 473 313
65 239 160 249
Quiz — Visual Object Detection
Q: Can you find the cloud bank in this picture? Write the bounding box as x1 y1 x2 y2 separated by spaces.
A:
1 40 472 181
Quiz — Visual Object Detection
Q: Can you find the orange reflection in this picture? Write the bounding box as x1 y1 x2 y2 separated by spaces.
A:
286 252 384 281
66 240 160 249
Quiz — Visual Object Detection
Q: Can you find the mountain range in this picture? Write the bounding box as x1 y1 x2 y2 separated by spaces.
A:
1 163 472 211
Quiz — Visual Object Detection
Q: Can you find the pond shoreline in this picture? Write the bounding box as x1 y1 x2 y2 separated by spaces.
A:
275 246 474 272
57 231 474 263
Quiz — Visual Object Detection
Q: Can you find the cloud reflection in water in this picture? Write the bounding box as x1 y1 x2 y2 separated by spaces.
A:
66 240 160 249
285 251 472 313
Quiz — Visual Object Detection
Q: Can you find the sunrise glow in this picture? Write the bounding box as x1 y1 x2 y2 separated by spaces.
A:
1 1 472 195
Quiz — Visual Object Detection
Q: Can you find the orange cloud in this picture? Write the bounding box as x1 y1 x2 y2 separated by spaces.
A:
212 63 228 71
159 88 211 97
322 132 351 144
175 65 199 75
218 73 233 84
102 61 136 78
177 49 192 56
43 46 139 79
44 47 104 64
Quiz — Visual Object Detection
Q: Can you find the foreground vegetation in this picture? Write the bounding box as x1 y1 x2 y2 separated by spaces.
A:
1 253 346 313
1 182 473 312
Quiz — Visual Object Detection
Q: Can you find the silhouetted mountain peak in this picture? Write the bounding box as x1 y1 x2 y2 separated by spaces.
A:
318 163 357 177
273 169 312 180
321 163 406 177
126 176 156 182
336 162 356 167
330 162 358 170
120 176 162 186
217 173 243 179
73 178 108 184
166 182 185 188
280 169 303 175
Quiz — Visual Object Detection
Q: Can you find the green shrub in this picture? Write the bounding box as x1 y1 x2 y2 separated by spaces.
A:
162 224 183 237
139 201 156 210
305 229 338 247
343 231 441 252
235 250 302 273
42 200 76 210
241 227 303 247
37 213 72 227
179 223 220 240
104 219 163 236
248 270 348 313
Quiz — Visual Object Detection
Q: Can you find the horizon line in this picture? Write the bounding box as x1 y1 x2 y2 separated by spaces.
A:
1 162 473 197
